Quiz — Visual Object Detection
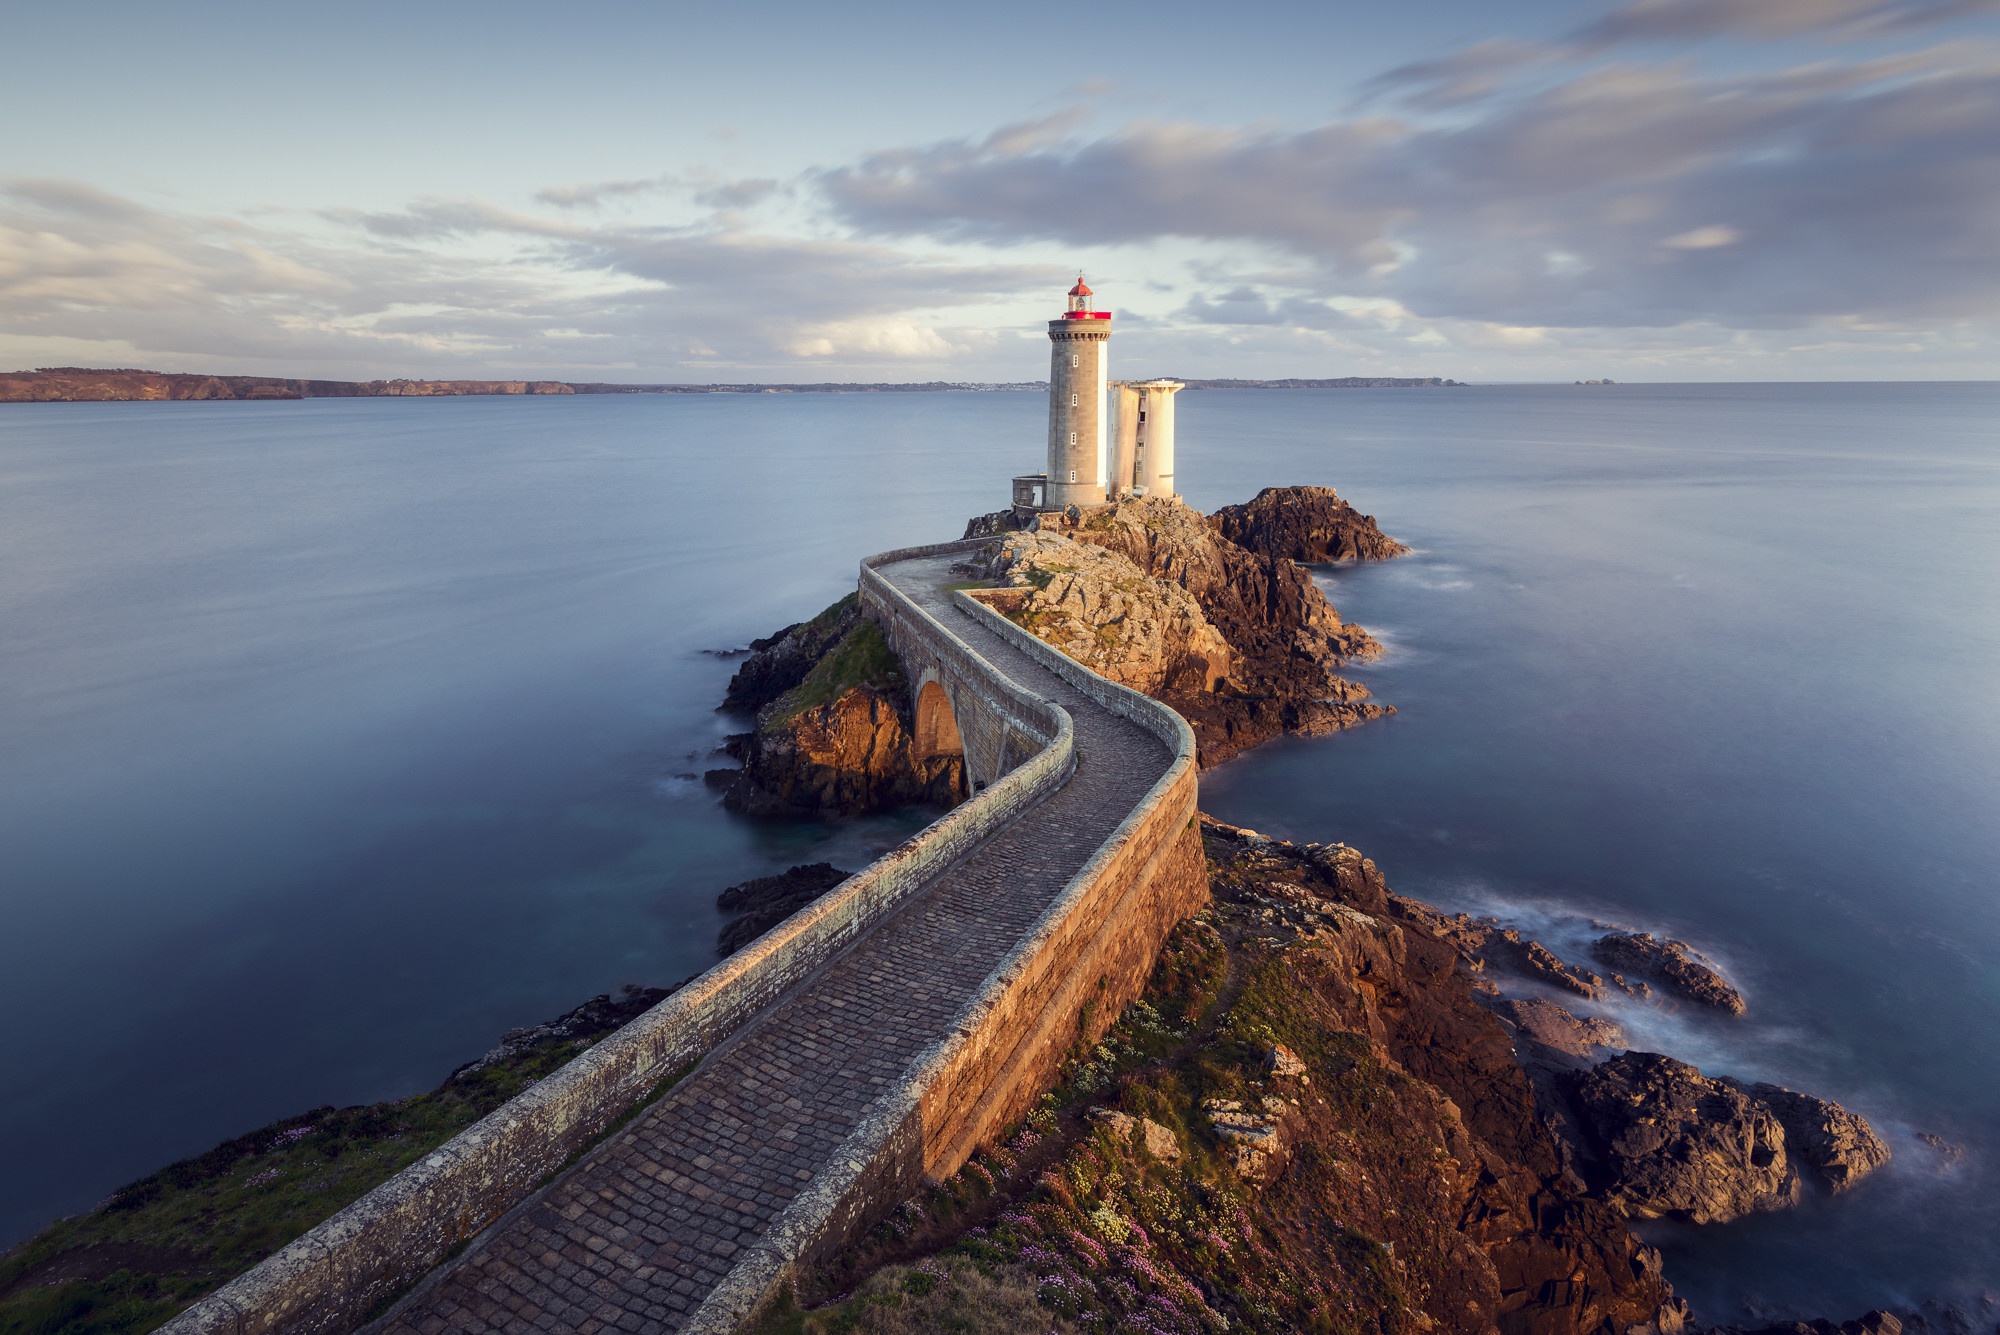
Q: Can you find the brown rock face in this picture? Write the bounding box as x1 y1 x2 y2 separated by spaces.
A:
1201 821 1681 1335
722 609 966 818
1494 997 1628 1069
1564 1053 1803 1224
1208 484 1413 564
974 531 1234 696
725 684 964 819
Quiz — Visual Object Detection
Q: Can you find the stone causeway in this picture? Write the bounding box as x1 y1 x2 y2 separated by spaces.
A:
162 540 1205 1335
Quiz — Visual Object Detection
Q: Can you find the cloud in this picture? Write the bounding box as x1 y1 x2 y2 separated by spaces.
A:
1574 0 2000 45
822 43 2000 330
1661 224 1744 248
533 176 675 210
0 179 1056 377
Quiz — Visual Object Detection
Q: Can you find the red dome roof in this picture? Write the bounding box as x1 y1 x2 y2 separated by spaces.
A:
1068 276 1093 297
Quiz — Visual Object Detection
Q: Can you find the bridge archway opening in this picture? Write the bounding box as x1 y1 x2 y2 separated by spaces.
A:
913 679 965 762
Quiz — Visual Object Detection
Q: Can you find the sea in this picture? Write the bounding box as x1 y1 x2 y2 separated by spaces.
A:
1 385 1996 1320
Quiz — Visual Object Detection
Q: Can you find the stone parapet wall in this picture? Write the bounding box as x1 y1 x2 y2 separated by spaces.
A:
156 569 1076 1335
681 571 1205 1334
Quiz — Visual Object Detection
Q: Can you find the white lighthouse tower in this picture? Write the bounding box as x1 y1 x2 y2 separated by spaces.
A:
1043 276 1112 510
1011 277 1180 516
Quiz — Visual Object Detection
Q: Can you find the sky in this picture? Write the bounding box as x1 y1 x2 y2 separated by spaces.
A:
3 0 1998 383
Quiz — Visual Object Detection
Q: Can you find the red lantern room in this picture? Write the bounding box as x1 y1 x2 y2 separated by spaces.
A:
1064 275 1110 319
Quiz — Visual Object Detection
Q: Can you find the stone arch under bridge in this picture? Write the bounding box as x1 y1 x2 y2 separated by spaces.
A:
866 585 1056 792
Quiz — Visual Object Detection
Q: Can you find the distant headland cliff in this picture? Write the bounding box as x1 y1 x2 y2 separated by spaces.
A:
0 367 1463 403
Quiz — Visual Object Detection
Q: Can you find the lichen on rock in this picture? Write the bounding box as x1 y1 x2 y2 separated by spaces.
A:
964 493 1401 766
975 528 1234 696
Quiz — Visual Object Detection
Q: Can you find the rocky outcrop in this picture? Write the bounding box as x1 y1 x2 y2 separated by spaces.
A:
968 495 1394 765
1200 1096 1292 1183
725 677 964 818
969 531 1233 695
1494 996 1628 1069
1751 1082 1893 1194
1559 1052 1890 1224
1208 484 1412 563
1191 819 1683 1332
1564 1052 1802 1224
1593 931 1746 1013
722 608 965 818
1089 1109 1181 1162
1388 900 1609 999
715 862 853 956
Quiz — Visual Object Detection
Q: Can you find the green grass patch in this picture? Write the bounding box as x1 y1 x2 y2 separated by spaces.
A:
769 620 908 723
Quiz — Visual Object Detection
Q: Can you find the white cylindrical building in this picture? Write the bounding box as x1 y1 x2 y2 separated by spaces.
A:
1109 383 1140 499
1045 277 1112 509
1132 379 1182 499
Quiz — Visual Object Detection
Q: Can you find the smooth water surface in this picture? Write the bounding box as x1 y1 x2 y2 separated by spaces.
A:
3 386 1997 1321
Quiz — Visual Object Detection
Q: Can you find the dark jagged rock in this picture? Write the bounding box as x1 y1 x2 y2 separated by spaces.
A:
716 862 853 955
1563 1052 1801 1224
1557 1055 1890 1224
1751 1082 1893 1193
1592 931 1746 1013
961 508 1034 538
1207 484 1412 564
1711 1309 1905 1335
721 594 863 713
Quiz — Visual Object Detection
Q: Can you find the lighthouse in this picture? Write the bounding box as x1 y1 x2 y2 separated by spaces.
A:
1044 276 1112 509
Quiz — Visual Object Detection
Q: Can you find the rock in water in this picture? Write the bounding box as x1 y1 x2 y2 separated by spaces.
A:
1591 931 1746 1013
1207 484 1412 564
724 615 966 818
1750 1083 1892 1193
716 862 852 955
1493 996 1628 1069
1565 1052 1801 1223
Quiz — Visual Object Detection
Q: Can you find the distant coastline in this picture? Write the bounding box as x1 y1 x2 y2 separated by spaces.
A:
0 367 1463 403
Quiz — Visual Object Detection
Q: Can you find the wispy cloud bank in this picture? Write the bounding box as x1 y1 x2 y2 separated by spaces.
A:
824 40 2000 331
0 180 1055 376
5 5 1999 381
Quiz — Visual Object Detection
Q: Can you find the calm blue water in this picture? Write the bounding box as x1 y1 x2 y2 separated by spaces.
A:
2 387 1996 1321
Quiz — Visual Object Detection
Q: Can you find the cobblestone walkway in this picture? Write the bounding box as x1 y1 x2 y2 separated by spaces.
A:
377 554 1172 1335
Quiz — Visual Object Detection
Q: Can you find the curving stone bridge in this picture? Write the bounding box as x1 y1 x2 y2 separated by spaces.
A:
161 540 1205 1335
